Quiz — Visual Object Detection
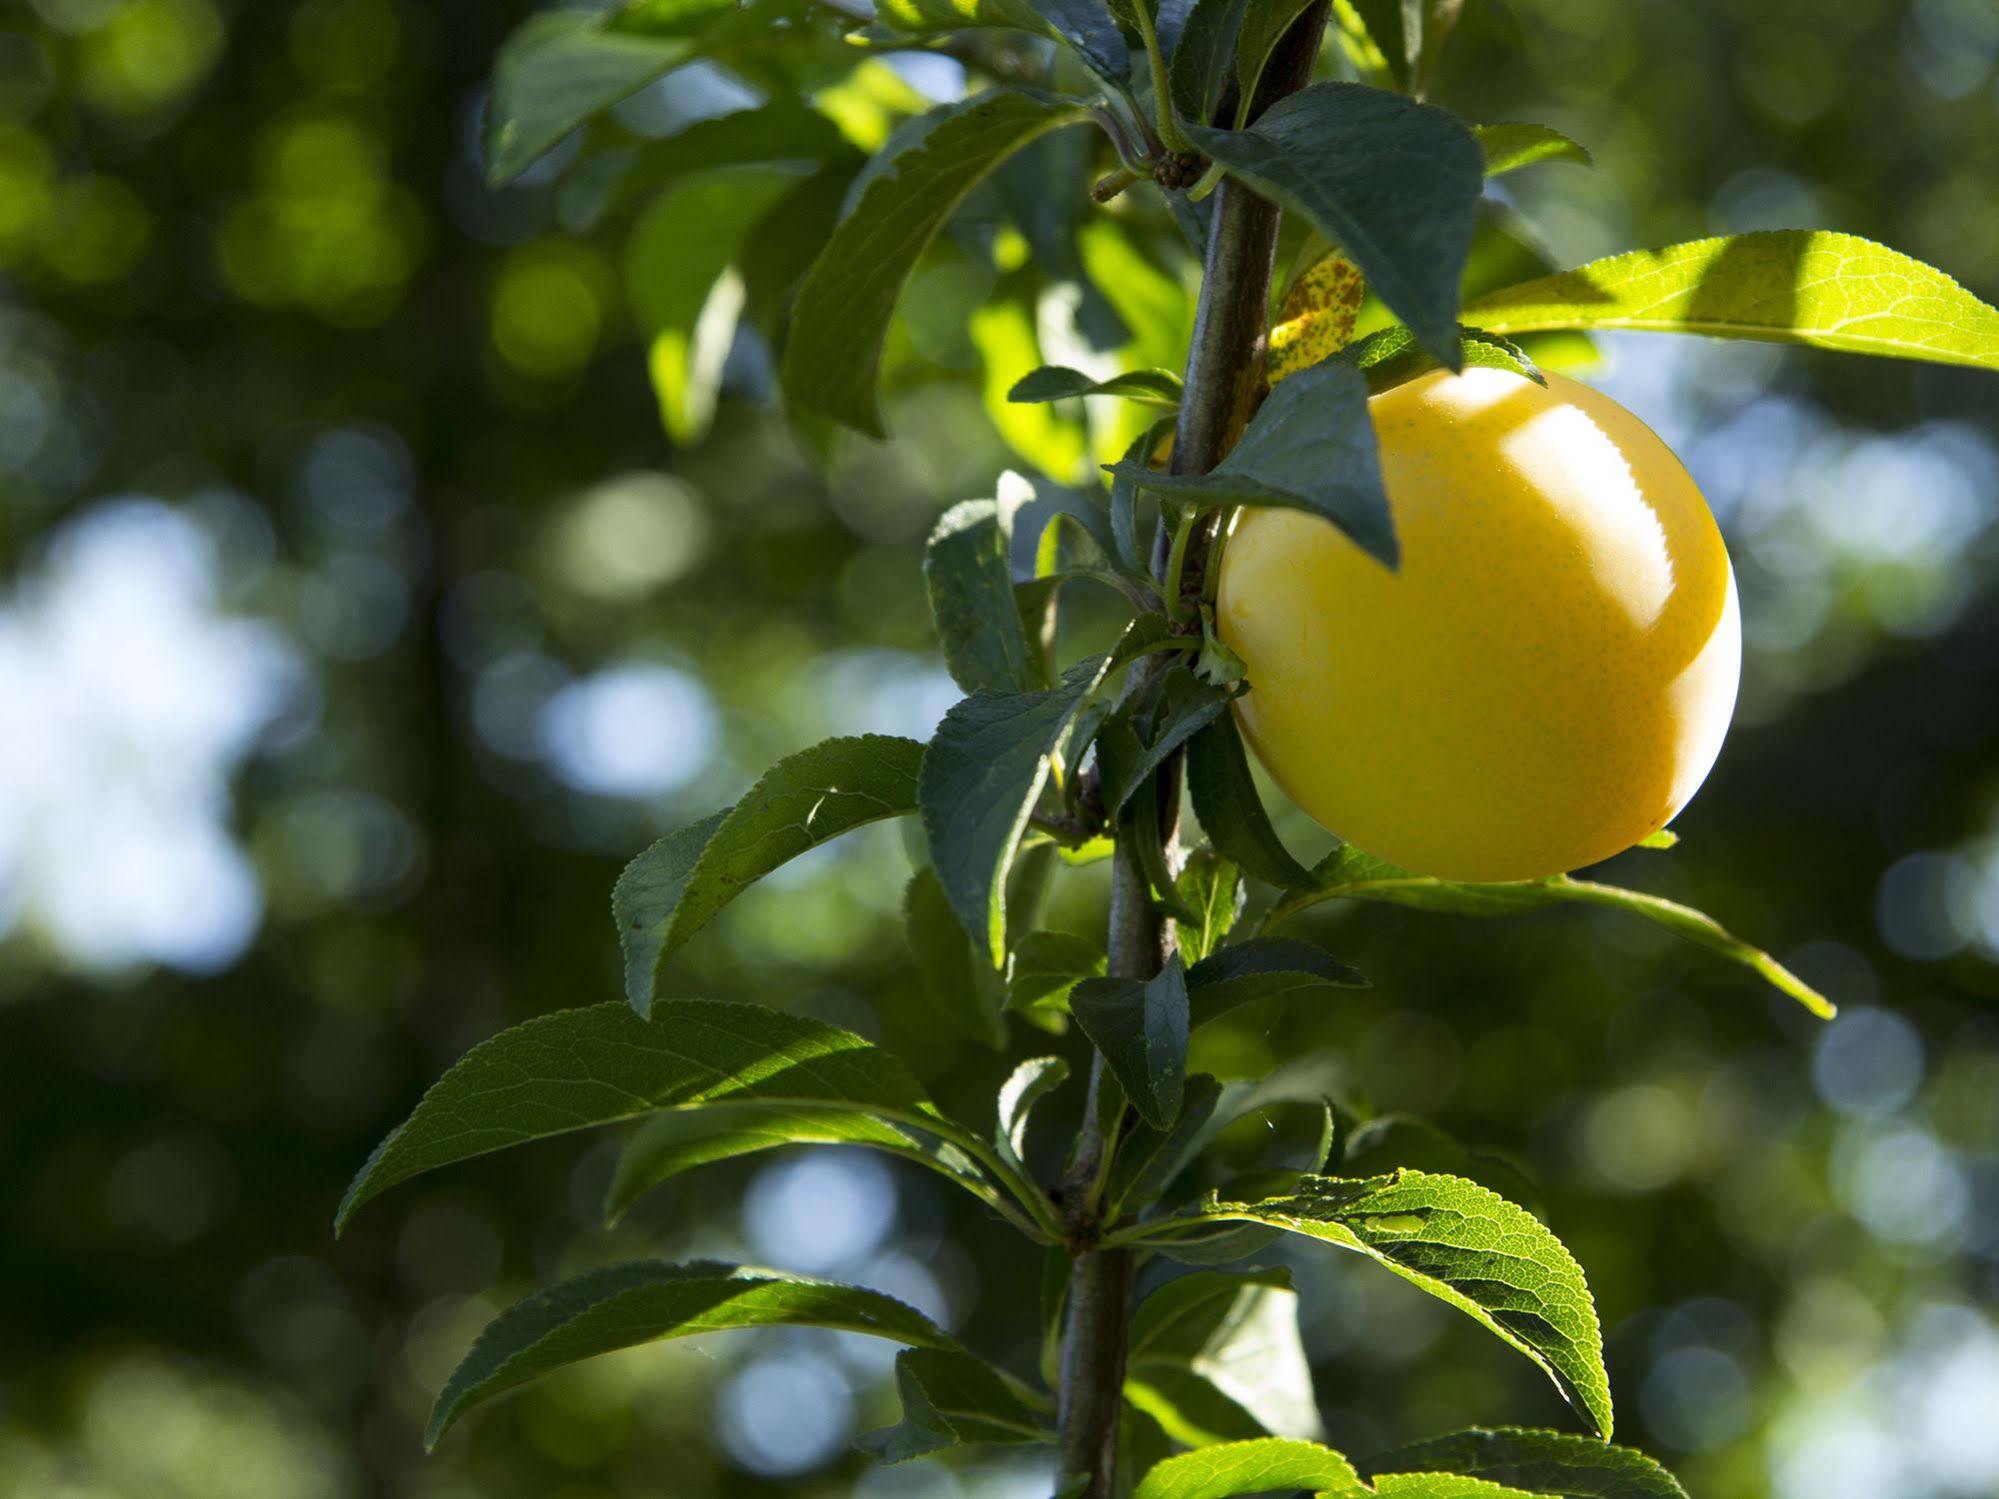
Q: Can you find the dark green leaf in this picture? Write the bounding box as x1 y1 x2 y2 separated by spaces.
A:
337 1001 941 1232
1233 0 1318 98
429 1261 955 1446
1106 356 1396 566
1271 846 1836 1018
611 810 728 1012
1110 417 1176 574
1099 667 1232 817
1186 937 1367 1027
1184 83 1483 367
876 0 1129 82
1131 1437 1361 1498
1465 230 1999 372
1005 931 1106 1024
615 736 924 1015
1475 122 1592 177
926 498 1038 694
859 1347 1051 1462
1138 1170 1613 1437
1070 954 1191 1130
1108 1072 1222 1212
921 655 1114 964
1174 845 1243 964
1169 0 1249 126
1186 716 1317 890
781 88 1092 435
1360 1427 1690 1498
1126 1269 1320 1444
907 866 1007 1046
603 1105 979 1225
1009 365 1185 407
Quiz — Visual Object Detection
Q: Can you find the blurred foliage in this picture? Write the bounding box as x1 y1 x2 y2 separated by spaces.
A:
0 1 1996 1497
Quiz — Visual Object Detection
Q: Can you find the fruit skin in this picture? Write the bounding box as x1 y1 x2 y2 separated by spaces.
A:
1215 366 1740 883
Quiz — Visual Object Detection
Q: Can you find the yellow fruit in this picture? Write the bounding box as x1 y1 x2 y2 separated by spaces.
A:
1215 366 1740 882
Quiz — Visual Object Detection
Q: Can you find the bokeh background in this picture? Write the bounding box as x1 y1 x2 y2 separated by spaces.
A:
3 1 1997 1496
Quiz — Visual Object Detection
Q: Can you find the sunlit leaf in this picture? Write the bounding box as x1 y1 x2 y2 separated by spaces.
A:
1175 845 1244 964
1474 122 1592 177
782 88 1092 435
1185 83 1482 366
1359 1427 1690 1498
1131 1171 1612 1437
996 1054 1071 1172
429 1261 956 1445
1132 1437 1361 1499
1125 1269 1321 1445
615 736 924 1014
1466 231 1999 372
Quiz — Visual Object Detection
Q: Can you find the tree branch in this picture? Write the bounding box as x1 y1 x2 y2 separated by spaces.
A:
1054 10 1330 1497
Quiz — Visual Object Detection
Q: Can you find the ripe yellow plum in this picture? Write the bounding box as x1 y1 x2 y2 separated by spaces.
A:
1215 366 1740 882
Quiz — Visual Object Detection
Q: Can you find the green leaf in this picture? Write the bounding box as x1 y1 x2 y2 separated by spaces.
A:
1175 845 1244 964
483 4 733 187
1342 1115 1543 1220
1186 937 1367 1027
574 100 855 227
781 88 1092 435
337 1001 941 1232
428 1261 955 1446
1132 1437 1361 1499
1169 0 1250 126
996 1054 1071 1172
1184 83 1483 367
1272 847 1837 1018
614 736 924 1015
921 655 1113 964
906 866 1007 1045
603 1105 978 1225
611 810 728 1012
1474 122 1592 177
1138 1171 1612 1438
1098 667 1234 817
1359 1427 1690 1499
625 169 794 445
1108 1072 1222 1212
926 498 1039 694
1342 323 1546 395
1465 231 1999 372
1071 954 1192 1130
1126 1269 1321 1445
1009 365 1185 407
1233 0 1318 99
1106 356 1396 567
1110 417 1177 574
859 1347 1051 1462
875 0 1129 83
1006 931 1105 1025
1186 716 1317 891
